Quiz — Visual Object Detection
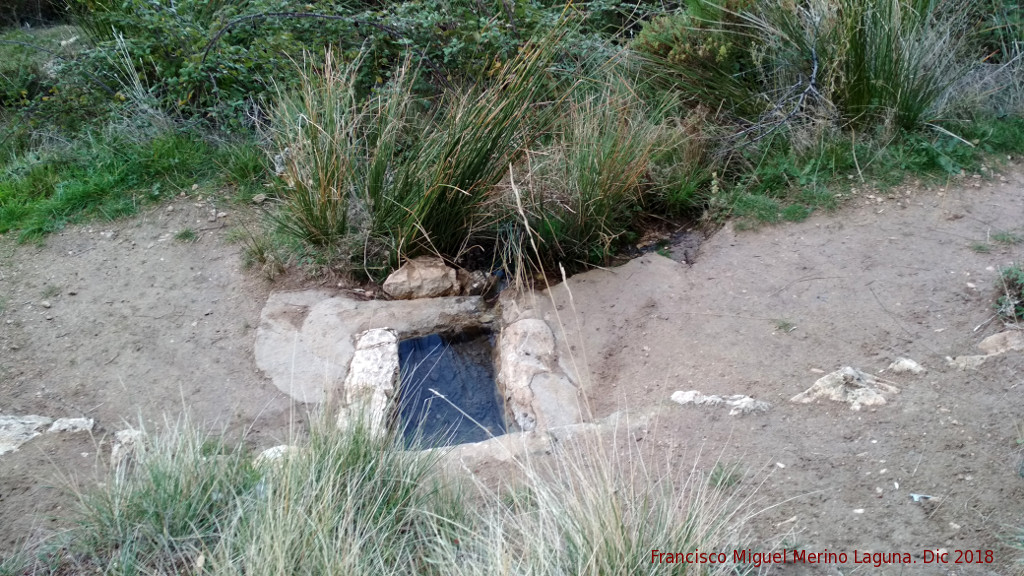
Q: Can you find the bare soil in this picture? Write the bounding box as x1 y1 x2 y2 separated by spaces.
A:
536 169 1024 575
0 199 300 550
1 171 1023 574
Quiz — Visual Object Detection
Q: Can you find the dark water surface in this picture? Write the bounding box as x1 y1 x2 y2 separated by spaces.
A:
397 330 506 447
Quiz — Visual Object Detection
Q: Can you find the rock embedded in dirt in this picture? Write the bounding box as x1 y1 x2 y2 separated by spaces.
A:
887 358 925 375
254 444 301 467
0 415 53 456
947 330 1024 370
669 390 771 416
496 318 582 431
335 328 399 437
948 355 988 370
382 256 459 300
47 417 94 433
790 367 899 411
977 330 1024 356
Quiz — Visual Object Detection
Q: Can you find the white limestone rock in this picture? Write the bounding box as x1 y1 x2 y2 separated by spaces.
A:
790 367 899 411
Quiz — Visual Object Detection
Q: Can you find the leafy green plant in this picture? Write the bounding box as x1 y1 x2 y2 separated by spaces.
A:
996 264 1024 320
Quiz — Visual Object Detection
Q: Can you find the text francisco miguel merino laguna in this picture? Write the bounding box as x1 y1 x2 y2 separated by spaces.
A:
650 548 928 568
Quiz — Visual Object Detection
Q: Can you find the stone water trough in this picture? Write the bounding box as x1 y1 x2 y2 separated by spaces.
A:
254 257 585 448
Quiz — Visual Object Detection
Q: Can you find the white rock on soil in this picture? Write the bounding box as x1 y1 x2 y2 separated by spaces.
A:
790 367 899 411
48 417 94 433
254 444 301 467
947 330 1024 370
670 390 771 416
948 355 988 371
0 415 53 456
335 328 400 437
382 256 459 300
887 357 925 375
111 428 146 468
977 330 1024 355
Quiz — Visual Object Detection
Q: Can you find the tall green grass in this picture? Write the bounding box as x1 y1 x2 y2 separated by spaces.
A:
6 414 760 575
520 77 666 268
270 36 562 276
0 131 218 240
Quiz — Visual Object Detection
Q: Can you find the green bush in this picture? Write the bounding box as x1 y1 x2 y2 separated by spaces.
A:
997 264 1024 320
634 0 973 130
61 0 606 127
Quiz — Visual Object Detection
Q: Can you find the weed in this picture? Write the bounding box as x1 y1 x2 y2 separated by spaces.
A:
972 242 992 253
216 141 267 196
709 462 744 489
996 264 1024 320
40 284 60 298
993 231 1023 245
239 226 286 280
174 228 197 242
774 319 797 333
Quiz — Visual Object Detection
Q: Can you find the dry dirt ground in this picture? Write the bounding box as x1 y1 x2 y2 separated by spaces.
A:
1 170 1023 574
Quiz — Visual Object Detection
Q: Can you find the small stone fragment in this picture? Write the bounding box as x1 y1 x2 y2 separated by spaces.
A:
41 300 51 309
887 357 925 375
48 417 94 433
252 194 267 204
0 415 53 456
977 330 1024 355
671 390 770 415
948 355 987 370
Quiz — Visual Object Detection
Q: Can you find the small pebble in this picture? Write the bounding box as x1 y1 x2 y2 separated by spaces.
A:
41 300 51 308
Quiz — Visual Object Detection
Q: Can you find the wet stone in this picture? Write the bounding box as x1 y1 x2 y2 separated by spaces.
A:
398 330 505 448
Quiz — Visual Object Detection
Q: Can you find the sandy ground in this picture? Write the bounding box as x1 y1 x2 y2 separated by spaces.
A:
533 170 1024 574
0 199 300 550
1 170 1023 573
